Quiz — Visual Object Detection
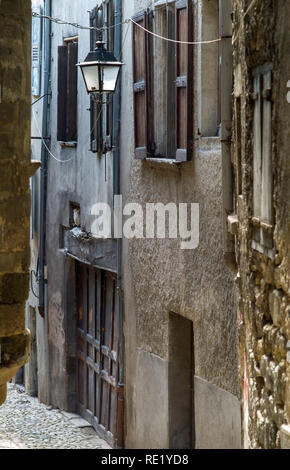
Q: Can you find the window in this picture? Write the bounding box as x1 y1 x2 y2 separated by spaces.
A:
32 5 42 97
196 0 220 137
57 37 78 142
132 0 194 161
252 63 274 257
234 96 242 196
69 202 81 228
90 1 115 154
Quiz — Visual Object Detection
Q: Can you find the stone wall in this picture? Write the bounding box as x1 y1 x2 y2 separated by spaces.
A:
0 0 32 405
232 0 290 448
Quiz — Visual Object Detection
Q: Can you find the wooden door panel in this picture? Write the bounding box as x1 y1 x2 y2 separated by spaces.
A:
76 263 120 446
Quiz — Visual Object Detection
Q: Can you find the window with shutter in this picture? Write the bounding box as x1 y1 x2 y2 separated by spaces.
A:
132 1 194 161
252 64 274 258
132 11 150 159
89 3 114 154
66 42 78 142
105 0 115 149
57 45 68 142
90 5 104 153
32 6 42 97
153 4 172 158
175 0 193 161
57 38 78 143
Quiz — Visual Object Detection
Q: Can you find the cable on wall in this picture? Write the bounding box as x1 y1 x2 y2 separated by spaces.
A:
32 107 76 163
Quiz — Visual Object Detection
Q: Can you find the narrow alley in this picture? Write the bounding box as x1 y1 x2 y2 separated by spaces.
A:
0 384 111 449
0 0 289 452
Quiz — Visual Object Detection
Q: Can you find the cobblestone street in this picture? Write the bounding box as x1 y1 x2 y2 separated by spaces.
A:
0 384 111 449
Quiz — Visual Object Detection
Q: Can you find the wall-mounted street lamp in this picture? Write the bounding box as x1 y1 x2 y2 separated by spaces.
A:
77 41 123 94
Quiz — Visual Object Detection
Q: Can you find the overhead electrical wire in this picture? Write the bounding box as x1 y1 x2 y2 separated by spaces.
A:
31 3 233 165
130 17 220 45
31 19 130 164
32 107 76 163
32 11 221 45
32 11 130 33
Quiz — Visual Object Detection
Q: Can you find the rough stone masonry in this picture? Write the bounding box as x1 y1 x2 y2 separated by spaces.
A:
232 0 290 449
0 0 33 404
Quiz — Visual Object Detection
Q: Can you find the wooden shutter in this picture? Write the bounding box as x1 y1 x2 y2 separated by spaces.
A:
105 0 115 148
90 5 104 153
253 74 262 222
260 68 273 248
90 7 98 152
132 12 150 159
261 70 273 225
66 42 78 142
175 0 193 161
32 6 42 97
57 45 68 141
252 64 273 252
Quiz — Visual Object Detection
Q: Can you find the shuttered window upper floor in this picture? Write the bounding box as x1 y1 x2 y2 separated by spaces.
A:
89 1 115 155
57 37 78 143
132 0 194 161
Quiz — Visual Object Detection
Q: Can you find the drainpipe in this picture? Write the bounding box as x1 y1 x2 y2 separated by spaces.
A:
113 0 124 448
38 0 52 317
220 0 236 272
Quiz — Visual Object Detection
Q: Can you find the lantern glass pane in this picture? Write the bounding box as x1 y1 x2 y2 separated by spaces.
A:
82 65 100 92
102 65 120 92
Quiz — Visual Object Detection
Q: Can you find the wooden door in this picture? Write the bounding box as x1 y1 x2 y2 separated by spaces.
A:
75 262 123 447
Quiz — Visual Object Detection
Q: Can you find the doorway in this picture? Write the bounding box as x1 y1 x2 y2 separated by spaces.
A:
75 262 123 447
169 312 195 448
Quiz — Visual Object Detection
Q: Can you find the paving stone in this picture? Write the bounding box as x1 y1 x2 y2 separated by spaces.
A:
60 410 80 420
70 417 93 428
0 384 111 449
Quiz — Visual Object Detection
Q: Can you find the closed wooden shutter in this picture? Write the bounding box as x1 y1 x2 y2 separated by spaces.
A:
66 42 78 142
175 0 193 161
90 6 98 152
253 74 262 222
132 12 150 159
90 5 104 153
57 45 68 141
105 0 115 148
252 64 273 254
32 6 42 97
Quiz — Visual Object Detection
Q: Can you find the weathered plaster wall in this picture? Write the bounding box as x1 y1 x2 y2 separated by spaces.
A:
122 0 240 449
33 0 115 409
0 0 32 404
26 0 49 400
194 376 241 449
232 0 290 449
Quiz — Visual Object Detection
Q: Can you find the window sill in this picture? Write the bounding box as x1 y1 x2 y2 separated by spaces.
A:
251 240 275 260
59 141 77 149
227 214 239 236
144 157 184 166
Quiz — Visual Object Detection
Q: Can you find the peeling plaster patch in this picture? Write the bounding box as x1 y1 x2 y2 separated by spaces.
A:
48 292 65 354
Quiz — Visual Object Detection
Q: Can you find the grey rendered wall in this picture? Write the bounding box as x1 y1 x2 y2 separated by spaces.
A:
121 0 240 448
194 376 241 449
35 0 114 409
26 0 49 402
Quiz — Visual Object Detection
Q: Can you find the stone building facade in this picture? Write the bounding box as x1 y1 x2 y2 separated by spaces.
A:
28 0 124 448
0 0 32 405
231 0 290 449
2 0 288 450
121 0 241 448
26 0 242 449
